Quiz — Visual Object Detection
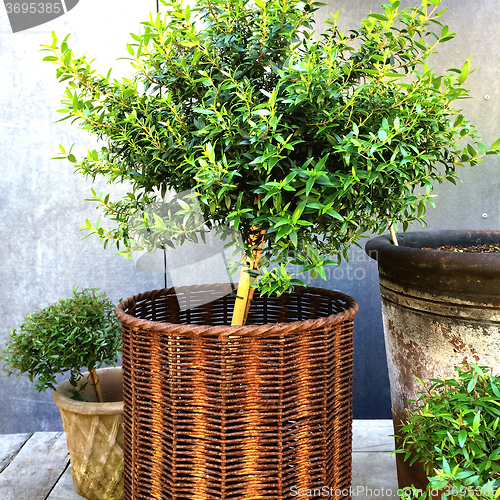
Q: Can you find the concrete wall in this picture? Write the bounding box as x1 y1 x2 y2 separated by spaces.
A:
0 0 164 433
1 0 499 433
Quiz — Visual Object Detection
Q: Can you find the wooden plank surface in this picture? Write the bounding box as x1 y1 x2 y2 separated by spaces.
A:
0 421 398 499
352 419 396 452
352 420 399 500
0 432 69 500
0 433 31 472
46 466 85 500
352 451 399 500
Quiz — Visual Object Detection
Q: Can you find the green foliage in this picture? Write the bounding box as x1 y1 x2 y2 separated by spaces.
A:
395 364 500 499
1 287 121 393
41 0 500 293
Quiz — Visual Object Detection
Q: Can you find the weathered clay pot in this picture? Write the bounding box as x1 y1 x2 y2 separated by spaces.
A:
53 367 123 500
366 230 500 490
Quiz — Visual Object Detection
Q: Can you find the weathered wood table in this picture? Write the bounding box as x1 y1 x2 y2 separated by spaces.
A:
0 420 398 500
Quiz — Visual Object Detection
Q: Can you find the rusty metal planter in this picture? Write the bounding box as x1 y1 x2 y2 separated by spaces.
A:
366 230 500 490
115 284 357 500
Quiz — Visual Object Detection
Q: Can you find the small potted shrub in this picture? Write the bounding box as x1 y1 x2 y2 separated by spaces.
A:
40 0 499 497
1 287 123 500
394 364 500 498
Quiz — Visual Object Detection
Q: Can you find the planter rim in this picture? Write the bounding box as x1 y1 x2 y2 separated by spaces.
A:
116 284 358 335
365 229 500 301
52 367 123 415
366 230 500 272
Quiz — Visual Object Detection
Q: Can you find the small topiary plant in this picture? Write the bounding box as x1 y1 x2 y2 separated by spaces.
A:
1 287 121 401
41 0 500 323
395 364 500 499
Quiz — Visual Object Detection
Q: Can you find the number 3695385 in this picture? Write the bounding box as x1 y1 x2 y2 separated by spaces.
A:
5 3 62 14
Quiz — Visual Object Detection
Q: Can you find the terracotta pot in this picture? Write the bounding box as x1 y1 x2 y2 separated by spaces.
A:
52 366 124 500
366 230 500 490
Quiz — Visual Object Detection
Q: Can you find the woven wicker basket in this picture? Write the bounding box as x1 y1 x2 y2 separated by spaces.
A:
116 284 357 500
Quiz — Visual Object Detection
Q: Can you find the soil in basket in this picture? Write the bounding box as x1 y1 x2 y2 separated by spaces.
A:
422 244 500 253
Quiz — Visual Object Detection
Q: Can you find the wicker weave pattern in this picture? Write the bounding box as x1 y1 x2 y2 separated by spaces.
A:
117 285 357 500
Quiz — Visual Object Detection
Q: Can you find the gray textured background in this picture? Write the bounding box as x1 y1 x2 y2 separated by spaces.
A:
0 0 499 433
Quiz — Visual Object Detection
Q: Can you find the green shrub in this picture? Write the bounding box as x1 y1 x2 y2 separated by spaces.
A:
1 287 121 394
395 364 500 499
42 0 500 294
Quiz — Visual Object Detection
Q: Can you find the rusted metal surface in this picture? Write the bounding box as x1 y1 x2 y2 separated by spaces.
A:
366 230 500 490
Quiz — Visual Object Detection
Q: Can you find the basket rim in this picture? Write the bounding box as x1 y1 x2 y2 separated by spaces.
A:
115 284 358 335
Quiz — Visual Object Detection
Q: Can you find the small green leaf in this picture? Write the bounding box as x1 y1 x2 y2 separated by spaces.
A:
326 209 343 221
276 224 290 241
490 445 500 460
305 177 315 196
63 49 72 66
467 377 475 393
368 13 389 21
458 429 467 447
467 143 477 157
458 57 470 85
446 431 455 446
472 411 481 433
491 382 500 398
193 108 214 115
